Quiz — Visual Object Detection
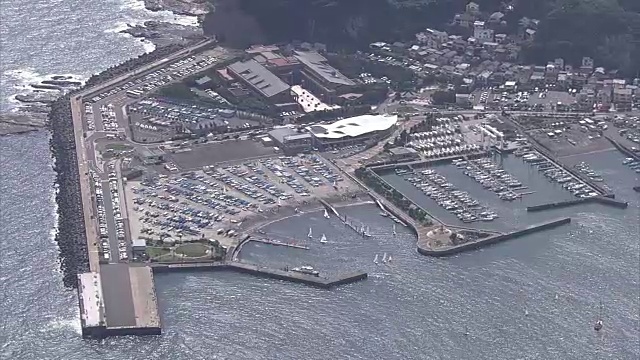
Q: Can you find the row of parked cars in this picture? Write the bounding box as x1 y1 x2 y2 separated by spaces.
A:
93 172 111 261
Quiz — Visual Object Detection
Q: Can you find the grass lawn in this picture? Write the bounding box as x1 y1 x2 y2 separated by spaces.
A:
174 243 209 257
147 246 171 259
105 143 134 151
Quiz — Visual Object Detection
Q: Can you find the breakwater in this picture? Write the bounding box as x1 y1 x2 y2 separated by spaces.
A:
151 261 367 289
417 217 572 257
604 135 640 162
527 196 628 212
47 96 89 288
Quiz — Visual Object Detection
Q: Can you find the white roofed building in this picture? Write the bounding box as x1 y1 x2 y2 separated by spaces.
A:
306 114 398 149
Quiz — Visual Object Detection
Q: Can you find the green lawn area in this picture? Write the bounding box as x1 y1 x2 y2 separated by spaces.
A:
147 246 171 259
105 143 134 151
174 243 209 257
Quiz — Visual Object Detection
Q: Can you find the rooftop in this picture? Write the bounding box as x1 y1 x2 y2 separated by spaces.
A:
294 51 356 87
307 114 398 139
228 59 291 98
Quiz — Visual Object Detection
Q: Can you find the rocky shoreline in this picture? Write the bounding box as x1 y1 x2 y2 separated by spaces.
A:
143 0 210 16
1 0 207 136
47 96 90 288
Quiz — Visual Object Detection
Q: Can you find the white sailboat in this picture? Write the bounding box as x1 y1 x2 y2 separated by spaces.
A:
373 254 379 264
392 223 397 236
359 224 365 234
364 226 372 237
307 228 313 238
463 325 469 336
387 254 392 263
277 198 282 207
320 234 327 243
323 209 330 219
382 252 387 263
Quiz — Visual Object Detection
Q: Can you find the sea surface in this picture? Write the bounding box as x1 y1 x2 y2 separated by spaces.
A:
1 0 639 359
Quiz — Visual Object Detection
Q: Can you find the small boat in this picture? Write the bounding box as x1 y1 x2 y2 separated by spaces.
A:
382 252 387 263
291 266 320 277
463 325 469 336
307 228 313 238
323 209 330 219
594 301 604 331
364 226 372 237
320 234 327 244
380 211 389 217
373 254 379 264
387 255 392 263
392 223 397 236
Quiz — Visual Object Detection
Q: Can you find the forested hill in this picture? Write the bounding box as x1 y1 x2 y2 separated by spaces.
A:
203 0 640 76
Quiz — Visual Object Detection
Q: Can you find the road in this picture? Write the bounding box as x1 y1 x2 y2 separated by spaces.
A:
70 39 218 270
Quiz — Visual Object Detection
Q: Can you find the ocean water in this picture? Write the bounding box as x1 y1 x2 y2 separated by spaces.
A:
0 0 197 111
0 0 639 358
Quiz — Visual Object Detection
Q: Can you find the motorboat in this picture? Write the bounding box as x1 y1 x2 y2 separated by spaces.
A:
291 266 320 277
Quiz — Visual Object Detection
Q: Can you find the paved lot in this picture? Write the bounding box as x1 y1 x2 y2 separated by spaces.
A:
166 140 276 170
100 264 136 327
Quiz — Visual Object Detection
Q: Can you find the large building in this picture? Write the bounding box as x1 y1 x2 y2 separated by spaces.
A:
306 114 398 149
268 127 313 154
294 51 356 104
227 59 291 103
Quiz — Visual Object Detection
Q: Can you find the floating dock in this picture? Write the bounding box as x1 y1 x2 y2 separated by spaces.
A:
417 217 572 257
250 238 310 250
78 264 161 339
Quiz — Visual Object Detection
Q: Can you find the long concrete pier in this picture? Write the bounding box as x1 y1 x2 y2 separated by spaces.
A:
151 261 368 289
527 195 628 212
417 217 572 257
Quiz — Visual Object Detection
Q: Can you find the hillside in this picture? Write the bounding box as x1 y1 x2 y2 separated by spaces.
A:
202 0 640 76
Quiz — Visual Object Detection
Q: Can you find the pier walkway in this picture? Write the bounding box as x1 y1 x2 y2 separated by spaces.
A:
151 261 367 289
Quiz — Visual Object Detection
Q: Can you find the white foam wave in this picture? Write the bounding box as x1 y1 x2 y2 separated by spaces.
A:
46 316 82 335
49 183 60 244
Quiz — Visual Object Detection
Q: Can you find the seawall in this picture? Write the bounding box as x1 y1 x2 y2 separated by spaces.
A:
151 261 368 289
527 196 628 212
417 217 572 257
48 96 89 288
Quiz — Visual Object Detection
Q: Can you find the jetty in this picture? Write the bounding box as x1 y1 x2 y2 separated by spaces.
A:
151 261 367 289
250 238 310 250
417 217 572 257
527 195 628 212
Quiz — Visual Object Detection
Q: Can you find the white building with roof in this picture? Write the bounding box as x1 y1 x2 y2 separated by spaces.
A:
306 114 398 148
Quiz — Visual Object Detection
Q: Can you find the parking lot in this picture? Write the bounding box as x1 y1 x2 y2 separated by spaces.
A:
471 89 577 111
92 162 130 263
165 140 277 171
125 154 355 248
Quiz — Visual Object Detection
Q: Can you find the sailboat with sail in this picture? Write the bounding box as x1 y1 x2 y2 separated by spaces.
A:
320 234 327 243
387 254 392 263
373 254 379 264
382 252 387 263
323 209 330 219
364 226 372 237
392 223 397 236
307 228 313 239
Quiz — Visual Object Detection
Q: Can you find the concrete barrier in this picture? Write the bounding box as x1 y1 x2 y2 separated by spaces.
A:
151 261 367 289
527 196 627 212
417 217 572 257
